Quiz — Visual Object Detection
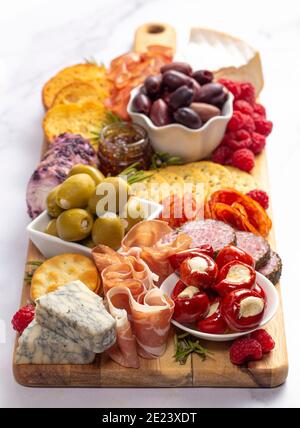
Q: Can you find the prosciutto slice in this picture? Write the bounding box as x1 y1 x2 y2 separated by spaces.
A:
92 246 174 368
122 220 192 284
91 222 191 368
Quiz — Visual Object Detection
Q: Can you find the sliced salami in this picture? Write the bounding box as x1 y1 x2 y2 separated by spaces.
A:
236 231 270 270
179 220 236 255
259 251 282 285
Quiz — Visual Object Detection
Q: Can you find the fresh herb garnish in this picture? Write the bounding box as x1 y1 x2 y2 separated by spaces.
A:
119 162 153 185
173 332 213 365
104 111 122 124
90 112 123 141
150 152 183 169
24 260 43 285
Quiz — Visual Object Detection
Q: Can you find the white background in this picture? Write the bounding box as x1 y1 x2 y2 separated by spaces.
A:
1 0 300 408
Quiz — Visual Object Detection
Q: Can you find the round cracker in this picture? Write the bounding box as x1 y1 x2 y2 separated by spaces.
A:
163 166 208 193
224 166 259 193
131 173 169 202
189 161 232 197
30 253 100 300
156 169 185 185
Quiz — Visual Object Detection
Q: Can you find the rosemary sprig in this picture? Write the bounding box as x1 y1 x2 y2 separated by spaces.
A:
90 112 123 140
150 152 183 170
104 111 122 124
118 162 153 185
24 260 43 285
173 332 213 365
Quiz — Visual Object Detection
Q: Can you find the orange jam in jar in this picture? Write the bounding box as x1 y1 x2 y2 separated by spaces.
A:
98 122 152 175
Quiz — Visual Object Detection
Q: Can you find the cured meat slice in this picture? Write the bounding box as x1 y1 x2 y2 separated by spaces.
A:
258 251 282 285
105 305 139 369
106 46 172 120
106 286 174 367
236 231 271 269
179 219 236 255
92 245 174 368
122 220 191 283
206 189 272 237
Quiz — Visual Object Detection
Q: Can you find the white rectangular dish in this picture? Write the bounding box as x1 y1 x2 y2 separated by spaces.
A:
27 198 163 258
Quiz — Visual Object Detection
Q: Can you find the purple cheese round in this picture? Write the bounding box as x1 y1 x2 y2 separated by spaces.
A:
26 133 97 218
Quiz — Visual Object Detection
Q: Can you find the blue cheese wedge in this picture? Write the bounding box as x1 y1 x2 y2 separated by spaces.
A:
16 320 95 364
35 280 116 353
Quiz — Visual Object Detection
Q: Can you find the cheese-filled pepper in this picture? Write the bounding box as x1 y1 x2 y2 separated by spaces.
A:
168 245 214 272
197 297 227 334
215 245 255 269
179 254 218 289
214 261 256 296
220 288 265 331
172 280 210 324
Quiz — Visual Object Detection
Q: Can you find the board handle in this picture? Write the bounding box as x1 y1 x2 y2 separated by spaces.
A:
134 23 176 53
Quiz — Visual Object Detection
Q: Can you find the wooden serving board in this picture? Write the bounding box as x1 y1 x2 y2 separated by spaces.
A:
13 24 288 388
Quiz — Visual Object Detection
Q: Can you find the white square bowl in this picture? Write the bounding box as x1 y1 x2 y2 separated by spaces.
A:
27 198 163 259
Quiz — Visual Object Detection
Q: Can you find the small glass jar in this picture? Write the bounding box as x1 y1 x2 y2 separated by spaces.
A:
98 122 152 176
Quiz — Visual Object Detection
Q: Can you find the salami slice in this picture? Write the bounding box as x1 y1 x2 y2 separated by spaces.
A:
179 220 236 255
259 251 282 285
236 231 271 269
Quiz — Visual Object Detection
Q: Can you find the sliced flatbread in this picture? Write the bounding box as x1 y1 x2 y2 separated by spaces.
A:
224 166 259 193
42 63 108 109
43 102 107 142
52 81 109 108
30 253 100 300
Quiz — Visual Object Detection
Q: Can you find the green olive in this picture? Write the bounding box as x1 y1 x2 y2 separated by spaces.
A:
92 215 125 250
56 174 95 209
46 185 64 218
87 190 101 215
121 197 146 232
44 219 58 236
68 164 105 185
94 177 130 214
56 208 93 241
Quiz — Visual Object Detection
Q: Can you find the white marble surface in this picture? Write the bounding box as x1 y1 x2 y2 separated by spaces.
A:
1 0 300 408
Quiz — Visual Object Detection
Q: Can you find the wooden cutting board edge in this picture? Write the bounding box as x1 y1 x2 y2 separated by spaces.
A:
12 23 288 388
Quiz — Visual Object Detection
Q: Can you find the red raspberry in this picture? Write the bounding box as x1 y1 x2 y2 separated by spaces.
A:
228 112 255 133
231 148 255 172
253 103 266 118
212 145 234 165
252 112 263 122
247 189 269 210
242 114 256 133
226 130 252 150
11 304 35 334
249 132 266 155
239 82 256 105
219 134 231 146
230 338 263 365
218 78 242 99
254 118 273 136
227 111 245 131
250 329 275 353
233 100 254 116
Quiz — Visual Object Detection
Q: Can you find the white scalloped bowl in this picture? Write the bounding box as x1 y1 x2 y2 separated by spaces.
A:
160 272 279 342
127 86 234 163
